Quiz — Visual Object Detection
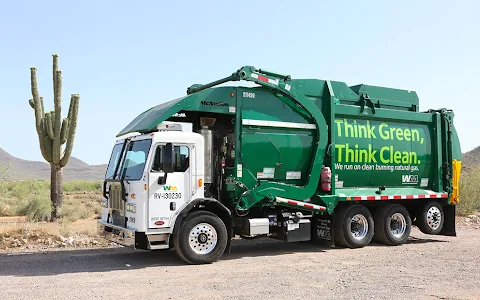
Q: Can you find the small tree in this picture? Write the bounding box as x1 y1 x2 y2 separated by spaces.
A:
29 54 79 221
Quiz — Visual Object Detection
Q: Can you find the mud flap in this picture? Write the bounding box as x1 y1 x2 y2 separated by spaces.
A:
439 204 457 236
311 212 335 247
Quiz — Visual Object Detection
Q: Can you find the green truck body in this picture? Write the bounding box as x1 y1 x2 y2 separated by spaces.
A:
100 66 462 264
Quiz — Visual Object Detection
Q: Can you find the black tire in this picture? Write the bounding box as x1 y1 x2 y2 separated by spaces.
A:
417 201 444 235
334 204 374 248
373 204 412 246
174 211 228 264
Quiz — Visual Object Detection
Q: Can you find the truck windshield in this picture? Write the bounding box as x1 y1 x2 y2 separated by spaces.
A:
105 139 152 180
105 143 123 179
120 139 152 180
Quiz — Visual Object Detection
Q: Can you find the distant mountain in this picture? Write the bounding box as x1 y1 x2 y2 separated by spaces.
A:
462 146 480 171
0 148 107 181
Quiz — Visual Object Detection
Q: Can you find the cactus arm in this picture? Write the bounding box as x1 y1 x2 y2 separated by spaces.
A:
37 117 51 163
45 112 55 140
42 116 48 137
30 68 52 162
52 70 62 164
53 54 58 89
67 94 74 121
40 96 44 117
44 136 53 162
60 118 69 145
30 68 44 134
60 94 79 167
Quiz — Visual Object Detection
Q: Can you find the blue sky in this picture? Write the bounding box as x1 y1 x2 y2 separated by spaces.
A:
1 0 478 165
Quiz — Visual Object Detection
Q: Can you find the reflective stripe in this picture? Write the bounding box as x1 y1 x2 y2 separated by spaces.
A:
242 119 316 129
250 73 279 85
350 193 448 201
276 197 326 211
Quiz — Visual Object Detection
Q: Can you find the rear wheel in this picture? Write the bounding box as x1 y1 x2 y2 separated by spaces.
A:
334 204 374 248
374 204 411 246
174 211 228 264
417 202 444 235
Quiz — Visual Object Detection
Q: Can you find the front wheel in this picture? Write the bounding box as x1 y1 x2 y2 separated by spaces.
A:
174 211 228 264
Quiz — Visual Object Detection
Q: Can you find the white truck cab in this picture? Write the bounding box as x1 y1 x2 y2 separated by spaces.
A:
98 123 209 251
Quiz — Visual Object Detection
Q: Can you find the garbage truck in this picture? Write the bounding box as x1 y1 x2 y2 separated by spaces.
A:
98 66 462 264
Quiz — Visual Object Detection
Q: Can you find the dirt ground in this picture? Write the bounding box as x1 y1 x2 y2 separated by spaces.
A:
0 221 479 300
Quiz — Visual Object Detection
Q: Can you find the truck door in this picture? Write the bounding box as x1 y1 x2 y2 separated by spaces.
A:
148 144 191 228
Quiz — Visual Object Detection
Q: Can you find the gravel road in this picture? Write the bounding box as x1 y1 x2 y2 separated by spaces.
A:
1 226 479 300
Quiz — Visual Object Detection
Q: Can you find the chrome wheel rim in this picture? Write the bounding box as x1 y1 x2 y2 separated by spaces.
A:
189 223 217 255
390 213 407 238
427 206 442 230
350 214 369 240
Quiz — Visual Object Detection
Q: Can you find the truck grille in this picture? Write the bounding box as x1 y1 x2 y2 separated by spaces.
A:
109 185 124 212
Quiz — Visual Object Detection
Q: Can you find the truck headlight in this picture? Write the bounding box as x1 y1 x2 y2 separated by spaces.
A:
126 203 136 213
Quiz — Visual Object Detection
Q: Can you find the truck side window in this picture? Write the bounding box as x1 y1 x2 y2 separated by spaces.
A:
151 145 189 172
151 146 163 172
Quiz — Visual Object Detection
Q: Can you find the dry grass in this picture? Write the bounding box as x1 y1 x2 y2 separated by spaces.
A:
0 218 98 237
61 191 102 222
0 218 108 250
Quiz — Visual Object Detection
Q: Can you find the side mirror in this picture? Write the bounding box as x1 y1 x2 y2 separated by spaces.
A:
162 143 175 174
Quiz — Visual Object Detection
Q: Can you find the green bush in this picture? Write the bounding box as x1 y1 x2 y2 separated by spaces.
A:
458 168 480 216
63 181 101 192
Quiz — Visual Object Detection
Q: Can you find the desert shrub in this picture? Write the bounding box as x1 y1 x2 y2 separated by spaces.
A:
458 168 480 215
15 193 51 221
0 180 51 221
63 181 101 192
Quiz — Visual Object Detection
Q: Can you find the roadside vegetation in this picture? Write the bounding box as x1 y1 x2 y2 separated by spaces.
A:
0 180 101 222
458 167 480 216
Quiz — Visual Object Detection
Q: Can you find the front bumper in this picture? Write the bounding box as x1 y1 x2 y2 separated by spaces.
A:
97 221 136 248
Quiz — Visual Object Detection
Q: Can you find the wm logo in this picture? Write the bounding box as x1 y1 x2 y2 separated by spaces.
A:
163 186 178 191
402 175 418 184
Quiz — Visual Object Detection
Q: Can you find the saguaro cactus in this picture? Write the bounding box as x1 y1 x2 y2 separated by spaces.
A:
29 54 79 221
